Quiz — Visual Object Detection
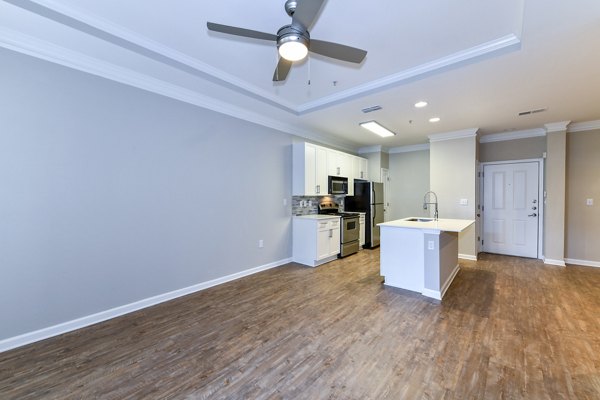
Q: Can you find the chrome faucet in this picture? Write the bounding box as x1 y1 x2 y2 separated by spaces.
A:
423 191 439 221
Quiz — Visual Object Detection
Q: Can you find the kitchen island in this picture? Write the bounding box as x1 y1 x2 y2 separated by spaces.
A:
378 218 475 300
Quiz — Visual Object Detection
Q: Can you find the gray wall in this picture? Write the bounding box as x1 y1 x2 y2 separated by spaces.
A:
479 136 546 162
388 150 430 220
545 130 567 262
0 49 293 340
566 130 600 262
430 137 477 257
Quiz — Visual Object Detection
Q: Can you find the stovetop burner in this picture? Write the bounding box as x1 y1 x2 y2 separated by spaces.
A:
318 201 359 218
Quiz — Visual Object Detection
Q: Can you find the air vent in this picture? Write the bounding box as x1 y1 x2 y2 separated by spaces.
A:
361 105 382 113
518 107 548 116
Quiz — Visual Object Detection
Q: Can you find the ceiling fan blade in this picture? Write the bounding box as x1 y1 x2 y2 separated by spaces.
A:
273 58 293 82
207 22 277 41
309 39 367 63
292 0 326 30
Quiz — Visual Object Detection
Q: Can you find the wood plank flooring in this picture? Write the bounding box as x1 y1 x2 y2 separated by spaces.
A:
1 251 599 399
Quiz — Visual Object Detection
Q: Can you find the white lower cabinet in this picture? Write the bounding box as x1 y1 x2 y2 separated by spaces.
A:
293 216 340 267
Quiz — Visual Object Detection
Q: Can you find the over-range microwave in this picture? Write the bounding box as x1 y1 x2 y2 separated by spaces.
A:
328 176 348 195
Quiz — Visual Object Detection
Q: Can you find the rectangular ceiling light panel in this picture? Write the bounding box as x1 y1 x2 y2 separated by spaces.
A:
359 121 396 137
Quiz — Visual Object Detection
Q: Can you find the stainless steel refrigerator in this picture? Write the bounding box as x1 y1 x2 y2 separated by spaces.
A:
344 181 384 248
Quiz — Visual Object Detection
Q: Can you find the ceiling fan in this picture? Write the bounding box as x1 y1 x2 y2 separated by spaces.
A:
207 0 367 82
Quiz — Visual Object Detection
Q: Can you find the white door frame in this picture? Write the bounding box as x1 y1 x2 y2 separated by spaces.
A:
381 168 390 221
480 158 545 260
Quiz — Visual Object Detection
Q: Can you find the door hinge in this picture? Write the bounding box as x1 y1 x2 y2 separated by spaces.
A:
478 236 480 242
482 240 484 246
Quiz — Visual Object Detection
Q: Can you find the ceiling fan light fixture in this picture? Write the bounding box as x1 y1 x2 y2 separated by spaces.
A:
278 35 308 61
359 121 396 138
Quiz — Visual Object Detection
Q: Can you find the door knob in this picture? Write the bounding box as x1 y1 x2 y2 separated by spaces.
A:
528 213 537 217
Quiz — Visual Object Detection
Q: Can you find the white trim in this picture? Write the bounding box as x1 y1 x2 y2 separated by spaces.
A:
0 257 292 353
429 128 479 142
296 34 521 114
11 0 297 113
0 27 357 153
568 120 600 133
4 0 522 115
441 264 461 299
565 258 600 268
358 145 385 154
388 143 430 154
480 159 544 259
479 128 546 143
458 254 478 261
421 264 460 300
543 258 566 267
544 121 571 133
421 288 442 300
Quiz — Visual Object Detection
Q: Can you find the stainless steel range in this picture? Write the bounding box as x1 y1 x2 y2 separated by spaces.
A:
318 201 360 258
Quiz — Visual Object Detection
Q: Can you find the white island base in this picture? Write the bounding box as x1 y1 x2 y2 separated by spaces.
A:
379 218 475 300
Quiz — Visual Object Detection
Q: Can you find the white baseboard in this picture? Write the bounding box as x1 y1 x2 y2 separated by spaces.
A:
421 264 460 301
0 257 292 354
459 254 478 261
543 258 566 267
565 258 600 268
440 264 461 299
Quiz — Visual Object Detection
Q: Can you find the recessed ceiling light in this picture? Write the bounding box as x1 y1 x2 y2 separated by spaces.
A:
359 121 396 137
429 117 441 123
414 101 428 108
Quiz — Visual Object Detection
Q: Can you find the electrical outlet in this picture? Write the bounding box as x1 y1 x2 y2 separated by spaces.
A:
258 240 264 248
428 241 434 250
587 198 594 206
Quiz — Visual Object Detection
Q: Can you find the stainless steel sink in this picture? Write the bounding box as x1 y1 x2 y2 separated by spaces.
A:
404 218 434 222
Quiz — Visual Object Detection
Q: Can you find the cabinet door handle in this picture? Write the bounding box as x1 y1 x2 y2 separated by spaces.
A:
329 229 333 238
528 213 537 217
316 185 320 194
337 167 340 175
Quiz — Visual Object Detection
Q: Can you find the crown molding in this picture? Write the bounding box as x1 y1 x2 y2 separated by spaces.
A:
428 128 479 143
479 128 546 143
7 0 298 114
296 34 521 114
8 0 521 116
358 145 388 154
568 120 600 133
544 121 571 133
388 143 430 153
0 27 358 152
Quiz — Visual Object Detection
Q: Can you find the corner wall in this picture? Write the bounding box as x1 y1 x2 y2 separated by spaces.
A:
388 150 430 220
566 129 600 264
430 136 477 258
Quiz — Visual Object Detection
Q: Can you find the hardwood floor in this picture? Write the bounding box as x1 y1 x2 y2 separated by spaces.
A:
1 251 599 399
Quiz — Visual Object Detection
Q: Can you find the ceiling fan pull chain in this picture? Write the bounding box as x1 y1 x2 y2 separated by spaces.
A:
308 57 311 85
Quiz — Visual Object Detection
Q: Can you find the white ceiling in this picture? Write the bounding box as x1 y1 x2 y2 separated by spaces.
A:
1 0 600 150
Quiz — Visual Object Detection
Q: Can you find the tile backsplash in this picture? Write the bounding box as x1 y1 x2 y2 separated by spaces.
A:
292 195 346 215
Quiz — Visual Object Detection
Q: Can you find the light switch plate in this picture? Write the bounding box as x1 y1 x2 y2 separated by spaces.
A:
459 198 468 206
587 198 594 206
428 241 434 250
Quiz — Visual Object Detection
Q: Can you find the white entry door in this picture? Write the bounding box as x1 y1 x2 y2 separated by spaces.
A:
483 162 540 258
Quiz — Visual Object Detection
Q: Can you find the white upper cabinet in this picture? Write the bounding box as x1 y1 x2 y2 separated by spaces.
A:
293 143 328 196
327 150 351 178
293 142 367 196
353 156 368 181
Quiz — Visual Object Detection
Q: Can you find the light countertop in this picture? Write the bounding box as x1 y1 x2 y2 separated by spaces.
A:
379 218 475 233
294 214 341 220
